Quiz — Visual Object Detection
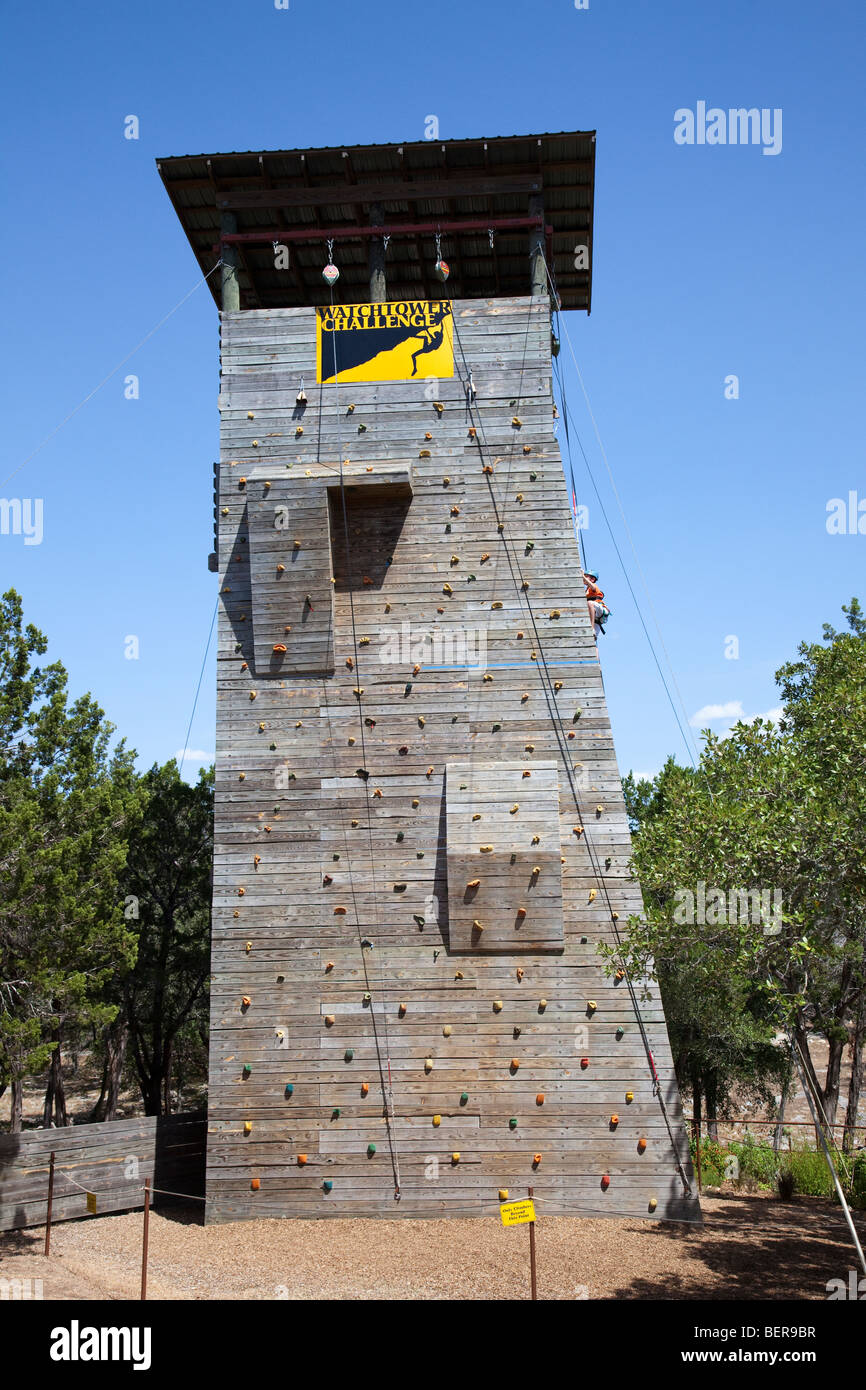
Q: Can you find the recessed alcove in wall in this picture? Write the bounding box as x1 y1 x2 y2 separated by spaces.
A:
245 465 413 675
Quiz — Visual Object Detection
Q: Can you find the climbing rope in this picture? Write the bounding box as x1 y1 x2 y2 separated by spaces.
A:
542 249 704 776
451 310 694 1197
324 276 403 1201
2 258 225 492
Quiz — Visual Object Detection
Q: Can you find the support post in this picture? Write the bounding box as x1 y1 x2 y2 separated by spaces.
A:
694 1118 703 1194
369 203 387 304
528 193 546 298
44 1151 55 1257
528 1185 537 1301
140 1177 151 1301
220 212 240 313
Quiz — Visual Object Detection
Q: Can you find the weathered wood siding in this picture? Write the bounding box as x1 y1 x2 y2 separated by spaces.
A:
0 1113 206 1231
209 295 699 1223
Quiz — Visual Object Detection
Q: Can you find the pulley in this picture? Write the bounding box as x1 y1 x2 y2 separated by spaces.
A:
434 231 449 282
322 238 339 286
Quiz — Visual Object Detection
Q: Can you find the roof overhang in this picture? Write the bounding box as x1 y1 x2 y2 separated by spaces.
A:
156 131 595 312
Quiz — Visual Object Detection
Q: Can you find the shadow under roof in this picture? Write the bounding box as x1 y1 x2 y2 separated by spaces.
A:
157 131 595 312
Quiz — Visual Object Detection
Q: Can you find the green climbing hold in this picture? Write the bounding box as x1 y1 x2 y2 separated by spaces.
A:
323 1180 333 1192
529 471 538 481
332 1108 341 1119
460 1091 469 1104
616 1026 625 1040
345 1048 354 1061
396 831 404 842
414 914 426 926
492 723 502 732
242 1063 252 1076
367 1143 377 1156
285 1083 294 1097
509 1117 518 1130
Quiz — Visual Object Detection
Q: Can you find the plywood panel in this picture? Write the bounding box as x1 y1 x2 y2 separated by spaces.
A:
206 296 700 1226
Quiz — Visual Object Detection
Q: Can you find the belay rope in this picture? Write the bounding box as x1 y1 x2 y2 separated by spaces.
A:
323 271 402 1201
451 309 694 1200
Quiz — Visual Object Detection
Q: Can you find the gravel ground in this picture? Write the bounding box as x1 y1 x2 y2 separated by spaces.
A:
1 1193 862 1301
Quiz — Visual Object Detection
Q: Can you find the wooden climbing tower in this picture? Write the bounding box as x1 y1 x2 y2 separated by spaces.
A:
159 133 699 1224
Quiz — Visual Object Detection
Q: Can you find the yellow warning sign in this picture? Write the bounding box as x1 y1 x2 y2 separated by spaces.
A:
316 300 454 384
500 1198 536 1227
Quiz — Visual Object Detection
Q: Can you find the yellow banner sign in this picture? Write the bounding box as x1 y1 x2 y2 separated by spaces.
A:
500 1198 536 1227
316 300 453 384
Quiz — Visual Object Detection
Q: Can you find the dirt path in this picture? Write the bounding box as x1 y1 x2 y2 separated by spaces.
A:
1 1193 862 1301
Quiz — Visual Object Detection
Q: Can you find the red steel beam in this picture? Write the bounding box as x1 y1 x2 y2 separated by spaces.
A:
221 216 551 246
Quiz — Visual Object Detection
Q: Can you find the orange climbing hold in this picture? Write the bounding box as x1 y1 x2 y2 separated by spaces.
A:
334 906 347 915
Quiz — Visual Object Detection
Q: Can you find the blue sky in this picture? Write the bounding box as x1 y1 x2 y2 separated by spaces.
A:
1 0 863 782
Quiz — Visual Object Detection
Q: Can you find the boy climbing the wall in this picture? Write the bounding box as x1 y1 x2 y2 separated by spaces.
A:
583 570 610 638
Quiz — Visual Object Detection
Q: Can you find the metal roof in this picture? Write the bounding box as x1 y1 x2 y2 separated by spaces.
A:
156 131 595 312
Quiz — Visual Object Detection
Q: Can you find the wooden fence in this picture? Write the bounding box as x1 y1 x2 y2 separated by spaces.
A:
0 1112 206 1232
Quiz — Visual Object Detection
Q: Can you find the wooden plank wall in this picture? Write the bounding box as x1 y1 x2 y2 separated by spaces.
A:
209 295 699 1224
0 1113 206 1231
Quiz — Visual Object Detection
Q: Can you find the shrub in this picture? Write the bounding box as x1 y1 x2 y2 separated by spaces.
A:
785 1145 834 1199
690 1133 727 1187
729 1133 778 1188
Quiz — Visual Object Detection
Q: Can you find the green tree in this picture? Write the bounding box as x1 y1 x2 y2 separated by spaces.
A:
0 590 138 1130
122 761 213 1115
615 601 866 1144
